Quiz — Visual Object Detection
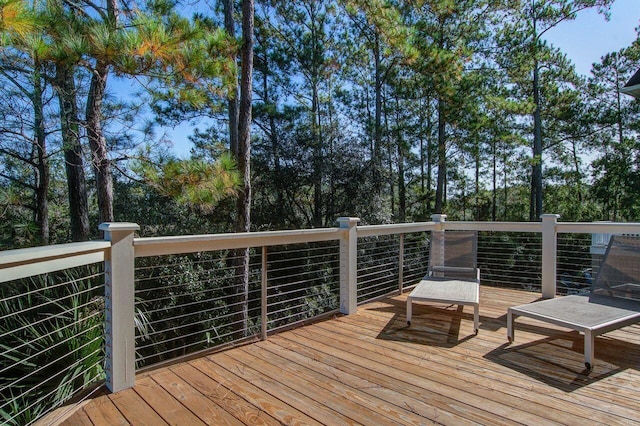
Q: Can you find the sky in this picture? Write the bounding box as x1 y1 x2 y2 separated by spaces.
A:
542 0 639 77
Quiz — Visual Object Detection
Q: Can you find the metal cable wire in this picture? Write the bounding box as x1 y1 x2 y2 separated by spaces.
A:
0 297 103 350
0 284 102 332
0 311 102 379
0 271 103 306
0 324 103 392
8 354 103 425
1 264 105 426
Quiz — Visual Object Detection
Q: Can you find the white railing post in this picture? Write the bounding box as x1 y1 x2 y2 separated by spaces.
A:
100 222 139 393
541 214 559 299
431 214 447 268
398 233 404 294
261 246 268 341
338 217 360 315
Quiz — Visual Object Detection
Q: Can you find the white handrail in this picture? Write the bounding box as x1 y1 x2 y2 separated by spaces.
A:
557 222 640 234
0 241 110 284
134 227 342 258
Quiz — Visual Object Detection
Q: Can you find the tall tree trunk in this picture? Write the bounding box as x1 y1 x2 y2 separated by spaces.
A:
56 63 90 241
434 97 446 214
532 58 543 221
262 59 284 224
570 140 582 204
86 62 113 224
368 30 385 220
373 31 383 198
426 135 433 214
85 0 117 225
420 135 425 195
32 65 49 245
384 94 394 217
503 151 508 221
531 6 543 221
326 82 335 224
224 0 239 156
424 96 433 216
234 0 254 337
312 82 323 227
395 96 405 222
475 148 480 221
492 140 497 222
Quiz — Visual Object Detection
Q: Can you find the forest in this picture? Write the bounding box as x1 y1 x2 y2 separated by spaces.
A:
0 0 639 250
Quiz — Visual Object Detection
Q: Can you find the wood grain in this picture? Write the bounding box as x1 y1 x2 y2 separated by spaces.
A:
62 287 640 426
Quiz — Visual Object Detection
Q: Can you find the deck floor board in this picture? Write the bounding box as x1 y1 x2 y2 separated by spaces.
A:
61 287 640 426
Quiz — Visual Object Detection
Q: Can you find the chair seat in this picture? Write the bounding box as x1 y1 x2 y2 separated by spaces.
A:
408 277 479 305
407 276 480 334
508 294 640 332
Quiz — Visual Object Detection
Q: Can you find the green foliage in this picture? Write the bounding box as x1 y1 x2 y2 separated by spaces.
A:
0 267 105 425
0 0 38 42
134 253 246 366
585 40 640 221
266 243 340 327
134 150 241 215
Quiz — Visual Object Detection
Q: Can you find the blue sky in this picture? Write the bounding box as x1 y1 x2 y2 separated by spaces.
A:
543 0 639 76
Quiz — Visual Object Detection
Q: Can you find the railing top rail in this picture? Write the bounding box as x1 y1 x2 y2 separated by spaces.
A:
359 221 543 236
443 222 543 233
0 241 110 269
358 222 435 237
0 241 110 284
557 222 640 235
134 227 342 258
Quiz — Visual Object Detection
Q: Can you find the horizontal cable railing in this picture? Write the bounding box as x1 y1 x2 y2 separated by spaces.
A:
556 233 594 295
134 249 262 368
3 216 640 424
477 231 543 292
356 232 432 304
266 241 340 331
133 238 342 370
357 234 401 304
402 232 432 288
0 264 105 426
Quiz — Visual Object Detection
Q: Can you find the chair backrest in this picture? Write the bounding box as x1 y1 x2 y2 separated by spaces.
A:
429 231 478 279
591 235 640 300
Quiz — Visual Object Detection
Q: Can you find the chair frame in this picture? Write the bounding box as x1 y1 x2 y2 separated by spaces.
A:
406 231 480 334
507 235 640 371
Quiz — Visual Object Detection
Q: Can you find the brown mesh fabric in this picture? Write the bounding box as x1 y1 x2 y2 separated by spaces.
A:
591 235 640 301
429 231 478 280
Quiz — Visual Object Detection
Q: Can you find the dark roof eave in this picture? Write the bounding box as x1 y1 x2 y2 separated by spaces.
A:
620 84 640 99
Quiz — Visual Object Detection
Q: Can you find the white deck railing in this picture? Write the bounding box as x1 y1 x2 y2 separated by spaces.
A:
2 214 640 425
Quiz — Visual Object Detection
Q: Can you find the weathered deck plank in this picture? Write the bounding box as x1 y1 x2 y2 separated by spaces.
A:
61 287 640 426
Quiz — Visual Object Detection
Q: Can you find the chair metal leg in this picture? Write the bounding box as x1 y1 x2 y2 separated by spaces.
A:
584 330 594 371
507 309 514 343
406 297 412 325
473 304 479 334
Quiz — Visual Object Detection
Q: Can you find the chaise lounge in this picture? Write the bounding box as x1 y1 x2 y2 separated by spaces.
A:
406 230 480 334
507 235 640 370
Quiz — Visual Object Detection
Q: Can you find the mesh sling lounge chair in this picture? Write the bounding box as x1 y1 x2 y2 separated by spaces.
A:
507 235 640 371
406 230 480 334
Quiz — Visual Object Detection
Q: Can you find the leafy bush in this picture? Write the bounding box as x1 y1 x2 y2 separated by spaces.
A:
0 266 105 425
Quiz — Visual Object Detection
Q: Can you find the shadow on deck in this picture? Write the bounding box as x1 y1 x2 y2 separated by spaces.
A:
55 287 640 425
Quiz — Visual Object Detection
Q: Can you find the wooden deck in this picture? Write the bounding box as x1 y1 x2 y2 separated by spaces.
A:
59 287 640 425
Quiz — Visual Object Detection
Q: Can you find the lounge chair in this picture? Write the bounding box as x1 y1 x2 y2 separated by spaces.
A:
406 230 480 334
507 235 640 370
